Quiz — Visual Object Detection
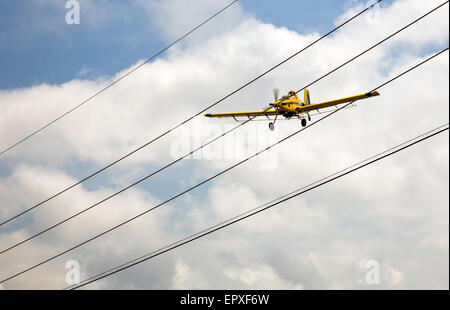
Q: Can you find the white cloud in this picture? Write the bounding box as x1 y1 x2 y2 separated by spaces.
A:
0 0 448 289
382 262 404 286
139 0 246 44
225 264 304 289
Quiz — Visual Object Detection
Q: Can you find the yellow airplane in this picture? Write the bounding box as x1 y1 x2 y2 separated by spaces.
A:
204 89 380 130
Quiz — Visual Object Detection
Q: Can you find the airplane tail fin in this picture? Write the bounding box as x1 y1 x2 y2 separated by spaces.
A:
304 89 311 105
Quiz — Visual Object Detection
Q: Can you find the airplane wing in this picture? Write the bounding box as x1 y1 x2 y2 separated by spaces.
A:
296 91 379 114
204 109 280 119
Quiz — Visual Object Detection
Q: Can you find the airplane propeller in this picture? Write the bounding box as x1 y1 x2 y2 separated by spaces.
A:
267 88 280 108
273 88 279 102
268 88 281 131
263 88 280 110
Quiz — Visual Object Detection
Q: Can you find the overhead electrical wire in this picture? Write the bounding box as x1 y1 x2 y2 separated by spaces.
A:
0 0 239 157
0 2 445 256
292 0 449 95
1 45 447 285
65 123 449 290
0 0 383 227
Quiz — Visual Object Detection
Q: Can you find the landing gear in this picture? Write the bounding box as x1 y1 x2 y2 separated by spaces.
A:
301 118 307 127
269 113 278 131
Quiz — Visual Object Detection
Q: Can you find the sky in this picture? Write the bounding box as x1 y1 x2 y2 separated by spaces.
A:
0 0 448 289
0 0 397 89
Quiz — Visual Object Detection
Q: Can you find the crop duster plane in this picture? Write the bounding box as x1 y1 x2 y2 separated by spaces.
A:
204 89 380 130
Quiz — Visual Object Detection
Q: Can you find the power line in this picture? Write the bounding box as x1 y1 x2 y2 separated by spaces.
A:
0 0 383 227
65 123 449 290
0 0 239 157
1 45 447 285
0 2 444 256
293 0 449 95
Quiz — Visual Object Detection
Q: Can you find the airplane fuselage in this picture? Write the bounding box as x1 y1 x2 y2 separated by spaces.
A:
275 98 304 118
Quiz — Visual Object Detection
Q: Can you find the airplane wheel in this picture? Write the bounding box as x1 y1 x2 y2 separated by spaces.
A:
301 118 307 127
308 115 311 121
269 122 275 131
